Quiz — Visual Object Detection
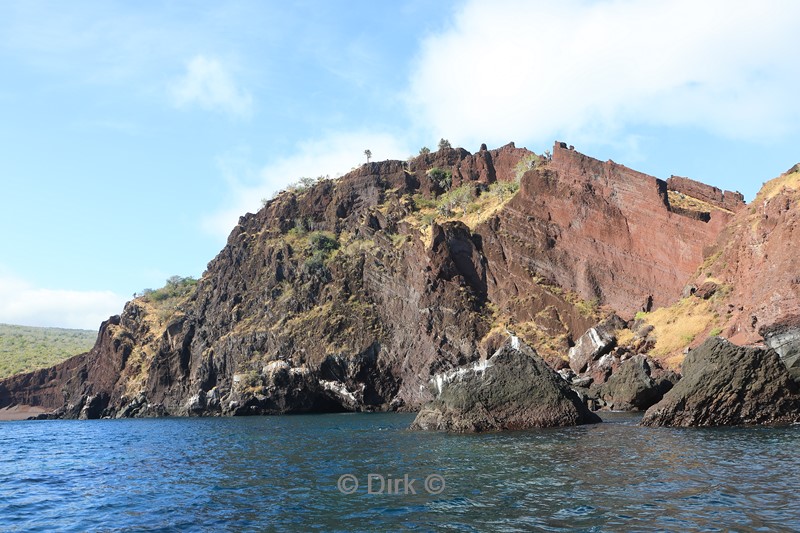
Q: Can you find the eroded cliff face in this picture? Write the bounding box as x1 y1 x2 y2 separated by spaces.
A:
480 143 736 322
705 169 800 347
0 142 749 418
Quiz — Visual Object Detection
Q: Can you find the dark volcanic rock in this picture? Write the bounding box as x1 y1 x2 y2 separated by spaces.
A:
594 355 679 411
410 339 601 432
641 337 800 427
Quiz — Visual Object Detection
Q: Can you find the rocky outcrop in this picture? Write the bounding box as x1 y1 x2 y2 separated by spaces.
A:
568 317 624 374
0 141 755 419
762 319 800 382
641 337 800 427
0 315 136 419
410 339 601 432
594 355 679 411
667 175 745 213
0 145 532 418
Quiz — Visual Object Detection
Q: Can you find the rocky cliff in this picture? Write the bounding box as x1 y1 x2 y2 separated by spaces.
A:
641 337 800 427
631 163 800 369
0 141 768 419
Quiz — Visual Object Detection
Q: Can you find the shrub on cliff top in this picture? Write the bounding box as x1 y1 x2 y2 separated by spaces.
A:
426 167 452 191
140 276 198 303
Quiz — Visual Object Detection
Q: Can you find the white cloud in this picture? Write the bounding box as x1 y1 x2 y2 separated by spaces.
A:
408 0 800 148
170 55 253 118
0 271 127 330
202 132 413 238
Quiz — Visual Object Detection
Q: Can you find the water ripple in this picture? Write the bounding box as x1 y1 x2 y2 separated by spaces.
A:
1 412 799 531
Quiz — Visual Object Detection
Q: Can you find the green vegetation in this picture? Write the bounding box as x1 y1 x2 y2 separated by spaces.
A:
403 177 522 237
426 167 453 190
137 276 200 325
437 138 452 151
436 184 473 216
139 276 198 303
419 146 430 155
709 327 723 337
411 194 437 210
573 296 601 318
757 165 800 201
0 323 96 379
490 180 520 197
514 153 541 181
304 231 340 271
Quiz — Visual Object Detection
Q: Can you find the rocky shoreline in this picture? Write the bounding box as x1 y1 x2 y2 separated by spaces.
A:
6 329 800 429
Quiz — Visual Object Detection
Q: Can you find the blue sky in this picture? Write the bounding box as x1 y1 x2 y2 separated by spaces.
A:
1 0 799 329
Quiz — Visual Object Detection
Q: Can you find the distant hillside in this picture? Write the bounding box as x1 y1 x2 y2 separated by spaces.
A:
0 324 96 379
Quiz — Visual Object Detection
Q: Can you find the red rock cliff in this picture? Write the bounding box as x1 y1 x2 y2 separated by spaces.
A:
480 142 735 320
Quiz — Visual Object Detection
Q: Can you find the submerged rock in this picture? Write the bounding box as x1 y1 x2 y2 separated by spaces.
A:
410 339 601 432
641 337 800 427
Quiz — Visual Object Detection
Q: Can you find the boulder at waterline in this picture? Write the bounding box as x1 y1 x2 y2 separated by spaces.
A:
594 355 679 411
410 339 601 432
641 337 800 427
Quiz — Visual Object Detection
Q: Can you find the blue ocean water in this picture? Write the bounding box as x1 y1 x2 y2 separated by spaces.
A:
1 412 799 532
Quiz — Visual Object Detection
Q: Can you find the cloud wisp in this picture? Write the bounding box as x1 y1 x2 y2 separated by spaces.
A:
0 271 127 330
407 0 800 149
170 55 254 118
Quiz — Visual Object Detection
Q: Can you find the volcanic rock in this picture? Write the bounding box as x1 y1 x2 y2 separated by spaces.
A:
667 175 745 213
683 168 800 346
762 319 800 382
641 337 800 427
693 281 718 300
568 325 616 374
410 339 601 432
594 355 679 411
0 142 747 419
568 316 627 376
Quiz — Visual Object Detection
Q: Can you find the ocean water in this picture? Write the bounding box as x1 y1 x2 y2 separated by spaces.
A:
1 412 799 532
